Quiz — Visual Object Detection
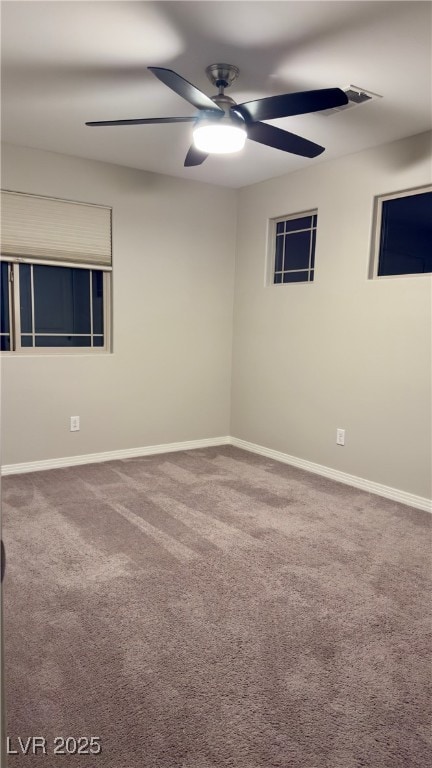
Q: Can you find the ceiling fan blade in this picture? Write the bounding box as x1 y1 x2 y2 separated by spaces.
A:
235 88 348 122
184 145 208 167
86 116 197 127
148 67 223 113
247 122 324 158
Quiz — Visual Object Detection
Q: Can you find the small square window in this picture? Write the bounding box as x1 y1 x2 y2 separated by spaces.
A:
371 186 432 277
269 210 317 285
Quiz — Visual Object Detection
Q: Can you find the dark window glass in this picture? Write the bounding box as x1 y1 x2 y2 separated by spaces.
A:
274 273 282 284
19 264 33 333
92 271 104 336
378 191 432 276
1 262 10 335
33 265 91 334
274 212 317 285
276 221 285 234
285 216 312 233
275 236 284 272
21 336 33 347
93 336 104 347
35 335 92 347
0 336 10 351
283 231 311 271
282 271 309 283
310 229 316 269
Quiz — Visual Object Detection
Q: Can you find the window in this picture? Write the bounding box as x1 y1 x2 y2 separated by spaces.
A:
1 263 108 351
371 186 432 278
0 191 112 352
270 211 317 284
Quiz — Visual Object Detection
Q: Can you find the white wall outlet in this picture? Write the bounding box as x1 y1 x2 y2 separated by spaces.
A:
70 416 80 432
336 428 345 446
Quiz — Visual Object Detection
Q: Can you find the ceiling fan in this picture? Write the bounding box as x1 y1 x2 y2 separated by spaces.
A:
86 64 348 167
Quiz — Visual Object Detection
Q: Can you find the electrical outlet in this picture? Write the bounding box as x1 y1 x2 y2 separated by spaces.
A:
336 428 345 446
70 416 80 432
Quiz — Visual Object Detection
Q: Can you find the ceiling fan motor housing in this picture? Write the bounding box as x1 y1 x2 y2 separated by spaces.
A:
198 95 246 129
209 93 245 121
206 63 240 90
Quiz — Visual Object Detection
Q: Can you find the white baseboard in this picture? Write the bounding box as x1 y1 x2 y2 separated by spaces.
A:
229 437 432 513
0 436 230 476
2 434 430 513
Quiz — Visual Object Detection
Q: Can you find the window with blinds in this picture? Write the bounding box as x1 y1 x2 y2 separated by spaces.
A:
0 190 112 353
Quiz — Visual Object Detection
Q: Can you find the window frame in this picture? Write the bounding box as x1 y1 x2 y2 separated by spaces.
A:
370 184 432 280
267 208 318 287
1 261 112 355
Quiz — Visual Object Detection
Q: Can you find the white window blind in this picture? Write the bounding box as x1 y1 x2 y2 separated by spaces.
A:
0 190 112 269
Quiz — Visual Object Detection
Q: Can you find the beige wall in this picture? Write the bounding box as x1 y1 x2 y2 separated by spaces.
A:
231 131 431 499
0 144 237 464
1 134 431 500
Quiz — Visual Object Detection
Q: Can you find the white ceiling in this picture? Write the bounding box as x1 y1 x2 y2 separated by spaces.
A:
1 1 431 188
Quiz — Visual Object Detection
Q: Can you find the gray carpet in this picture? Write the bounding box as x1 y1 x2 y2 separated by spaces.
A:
2 445 431 767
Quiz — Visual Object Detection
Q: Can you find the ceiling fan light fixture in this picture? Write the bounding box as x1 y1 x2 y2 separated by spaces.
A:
193 122 246 154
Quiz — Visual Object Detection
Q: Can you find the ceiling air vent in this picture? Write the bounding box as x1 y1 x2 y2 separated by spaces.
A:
344 88 372 104
320 85 381 116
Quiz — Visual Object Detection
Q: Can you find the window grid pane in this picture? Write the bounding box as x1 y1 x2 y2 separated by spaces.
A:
16 264 105 349
1 263 10 348
34 335 93 348
33 265 91 334
91 270 104 345
282 270 310 283
284 216 312 233
19 264 33 333
275 236 284 273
